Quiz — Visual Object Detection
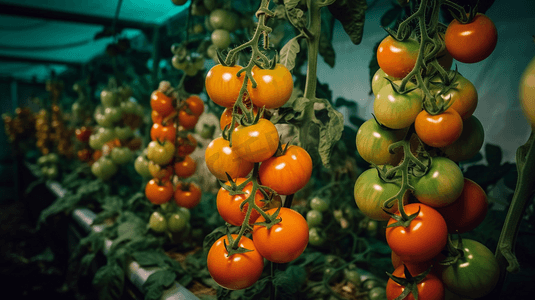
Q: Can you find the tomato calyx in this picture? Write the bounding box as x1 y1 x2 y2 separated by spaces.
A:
385 78 419 95
386 205 421 228
223 231 253 256
219 176 251 196
439 234 466 266
386 264 433 300
447 4 478 24
252 206 282 230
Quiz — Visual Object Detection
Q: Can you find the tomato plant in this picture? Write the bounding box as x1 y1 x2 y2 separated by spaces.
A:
354 168 408 221
247 64 294 109
445 14 498 63
415 108 463 148
185 95 204 116
441 115 484 162
377 35 419 78
386 203 448 263
176 134 197 157
371 68 400 96
145 179 173 205
252 208 309 263
205 64 244 107
91 157 118 180
150 91 175 116
211 29 232 49
441 239 500 299
167 212 188 232
520 56 535 126
151 110 164 124
147 140 175 165
356 118 407 165
216 178 265 226
205 137 254 181
374 81 423 129
309 196 329 212
173 155 196 178
430 73 478 120
412 156 464 207
436 178 488 233
207 234 264 290
231 119 279 163
258 145 312 195
148 211 167 232
75 126 92 142
174 182 202 208
178 110 199 130
386 264 445 300
150 122 176 143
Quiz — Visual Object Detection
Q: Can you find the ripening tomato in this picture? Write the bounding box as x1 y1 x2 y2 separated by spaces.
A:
205 137 254 181
374 81 423 129
436 178 488 233
377 35 419 78
150 91 175 116
151 110 165 124
258 145 312 195
77 149 92 162
145 179 174 205
174 155 196 178
75 126 92 142
247 64 293 109
412 156 464 207
207 234 264 290
356 118 407 165
176 134 197 157
371 68 400 96
520 56 535 126
354 168 408 221
220 106 261 130
430 74 478 120
178 110 199 130
231 119 279 163
174 182 202 208
441 115 484 162
415 108 463 148
386 203 448 263
216 178 265 226
386 264 445 300
445 14 498 63
185 95 204 116
252 208 309 263
150 122 176 143
205 64 244 107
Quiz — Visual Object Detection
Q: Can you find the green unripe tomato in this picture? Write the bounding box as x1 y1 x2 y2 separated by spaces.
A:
308 227 325 246
344 269 361 286
178 207 191 222
114 126 133 140
91 157 118 180
120 101 137 114
309 196 329 212
306 210 323 227
37 156 48 165
211 29 231 49
46 165 58 179
47 153 59 164
149 211 167 232
168 212 188 233
110 147 133 165
104 107 123 123
368 286 387 300
134 156 152 178
101 89 118 107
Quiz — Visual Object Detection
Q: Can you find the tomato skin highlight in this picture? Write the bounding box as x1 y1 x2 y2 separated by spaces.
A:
435 178 488 233
150 91 174 116
412 156 464 207
174 182 202 209
150 122 176 143
185 95 204 116
386 264 445 300
207 234 264 290
258 145 312 195
231 119 279 163
445 14 498 63
205 137 254 181
415 108 463 148
386 203 448 263
247 64 294 109
377 36 419 78
173 155 196 178
216 178 265 226
205 64 244 107
145 179 174 205
253 208 309 263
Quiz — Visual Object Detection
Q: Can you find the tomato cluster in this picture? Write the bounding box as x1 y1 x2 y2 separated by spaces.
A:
204 63 312 290
357 10 499 300
137 82 204 216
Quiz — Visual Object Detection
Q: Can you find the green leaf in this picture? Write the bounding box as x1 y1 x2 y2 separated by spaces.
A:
328 0 367 45
280 36 301 72
485 144 503 167
318 105 344 168
143 270 177 291
284 0 300 10
132 251 166 268
273 266 307 297
381 7 402 27
92 263 125 300
319 34 335 68
79 252 97 275
203 226 227 253
145 286 163 300
334 97 356 108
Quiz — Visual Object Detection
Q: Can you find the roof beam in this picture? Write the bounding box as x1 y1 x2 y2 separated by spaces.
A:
0 3 157 31
0 54 82 67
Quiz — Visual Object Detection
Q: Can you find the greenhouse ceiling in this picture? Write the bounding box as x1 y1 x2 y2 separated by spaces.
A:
0 0 190 82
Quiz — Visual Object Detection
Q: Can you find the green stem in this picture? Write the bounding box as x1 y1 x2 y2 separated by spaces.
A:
303 0 321 100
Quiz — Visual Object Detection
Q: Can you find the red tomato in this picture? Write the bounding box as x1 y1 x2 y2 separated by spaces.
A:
247 64 293 109
386 265 445 300
220 106 261 130
178 110 199 130
377 35 419 78
445 14 498 63
216 178 265 226
173 155 196 178
145 179 173 204
231 119 279 162
205 137 254 181
207 234 264 290
435 178 488 233
75 126 92 142
252 208 309 263
150 91 175 116
258 145 312 195
385 203 447 263
205 64 244 107
176 134 197 157
430 74 478 120
185 95 204 116
174 182 201 208
415 108 463 148
151 110 164 124
150 122 176 143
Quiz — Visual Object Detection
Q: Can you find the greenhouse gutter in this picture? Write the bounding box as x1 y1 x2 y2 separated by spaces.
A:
43 178 200 300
